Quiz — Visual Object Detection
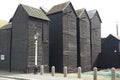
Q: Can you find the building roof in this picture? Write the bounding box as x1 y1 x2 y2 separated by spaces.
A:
114 35 120 40
76 8 90 20
107 34 120 41
21 4 50 21
87 9 102 22
87 10 96 18
0 20 7 28
76 8 85 18
47 1 71 14
0 23 12 30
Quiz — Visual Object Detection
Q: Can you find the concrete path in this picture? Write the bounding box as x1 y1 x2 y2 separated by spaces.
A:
0 71 83 80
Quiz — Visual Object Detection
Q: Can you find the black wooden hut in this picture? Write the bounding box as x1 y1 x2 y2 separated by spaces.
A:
11 4 50 72
47 1 77 73
98 34 120 68
87 10 102 68
0 23 12 71
76 8 91 71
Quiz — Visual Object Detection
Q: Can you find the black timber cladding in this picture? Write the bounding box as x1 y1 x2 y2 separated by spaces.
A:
76 9 91 72
48 1 77 73
11 4 49 72
0 2 104 73
97 34 120 68
48 13 63 73
0 24 12 71
87 10 102 68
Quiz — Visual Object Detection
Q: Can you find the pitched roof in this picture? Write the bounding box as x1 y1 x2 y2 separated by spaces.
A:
107 34 120 41
76 8 89 19
76 8 85 17
0 20 7 28
47 1 71 14
114 35 120 40
87 9 102 22
20 4 50 21
0 23 12 30
87 10 96 18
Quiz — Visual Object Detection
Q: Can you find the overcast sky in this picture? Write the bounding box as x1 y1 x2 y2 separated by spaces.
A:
0 0 120 37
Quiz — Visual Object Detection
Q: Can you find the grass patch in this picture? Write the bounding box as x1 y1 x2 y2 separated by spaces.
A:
47 72 120 80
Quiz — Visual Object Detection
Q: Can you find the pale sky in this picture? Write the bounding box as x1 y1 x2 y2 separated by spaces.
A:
0 0 120 38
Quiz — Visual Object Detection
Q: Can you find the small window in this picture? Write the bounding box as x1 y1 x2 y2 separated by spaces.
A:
42 23 49 43
114 50 117 53
0 54 5 60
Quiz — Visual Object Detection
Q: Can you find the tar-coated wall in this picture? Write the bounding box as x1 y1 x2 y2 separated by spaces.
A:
0 28 11 71
28 17 49 72
77 11 91 72
11 5 28 72
98 52 120 68
63 4 77 73
101 35 120 53
11 5 49 72
48 3 77 73
90 13 101 68
48 12 63 73
97 35 120 68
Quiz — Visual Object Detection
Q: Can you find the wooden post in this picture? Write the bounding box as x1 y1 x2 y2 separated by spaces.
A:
93 67 97 80
51 66 55 76
78 67 81 79
40 65 44 75
111 68 116 80
64 66 67 77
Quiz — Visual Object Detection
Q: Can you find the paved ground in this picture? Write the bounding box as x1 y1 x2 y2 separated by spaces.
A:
0 77 16 80
0 71 82 80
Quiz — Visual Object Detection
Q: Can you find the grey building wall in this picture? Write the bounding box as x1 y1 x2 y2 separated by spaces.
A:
48 4 77 73
28 18 49 72
0 29 11 71
11 5 49 72
62 4 77 73
11 5 28 72
77 12 91 72
90 13 101 68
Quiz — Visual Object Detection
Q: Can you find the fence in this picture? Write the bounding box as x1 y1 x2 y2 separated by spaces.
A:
39 65 117 80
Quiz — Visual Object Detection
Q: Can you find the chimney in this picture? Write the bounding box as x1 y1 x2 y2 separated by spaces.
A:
116 21 119 36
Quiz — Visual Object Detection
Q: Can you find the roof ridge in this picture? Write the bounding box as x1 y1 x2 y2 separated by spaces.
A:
76 8 86 18
87 9 102 22
87 9 96 18
76 8 91 20
62 1 71 11
108 34 120 41
47 1 71 15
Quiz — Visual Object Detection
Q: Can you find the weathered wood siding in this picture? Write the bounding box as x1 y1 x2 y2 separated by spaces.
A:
0 29 11 71
11 5 28 72
11 5 49 72
48 3 77 73
28 18 49 72
90 13 101 67
78 12 91 72
63 4 77 72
